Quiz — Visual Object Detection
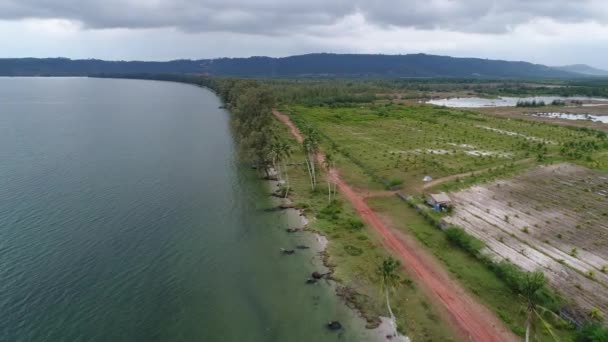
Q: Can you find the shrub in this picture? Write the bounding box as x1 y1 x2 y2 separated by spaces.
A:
344 245 363 256
575 323 608 342
344 218 364 231
387 178 404 189
489 261 561 310
445 227 484 255
318 201 342 221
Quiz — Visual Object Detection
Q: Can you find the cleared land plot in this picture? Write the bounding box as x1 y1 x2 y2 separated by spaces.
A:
445 163 608 320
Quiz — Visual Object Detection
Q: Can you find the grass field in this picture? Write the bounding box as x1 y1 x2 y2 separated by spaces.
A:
282 103 608 193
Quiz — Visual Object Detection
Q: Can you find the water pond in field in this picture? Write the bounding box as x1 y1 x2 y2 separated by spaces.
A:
426 96 608 108
529 112 608 123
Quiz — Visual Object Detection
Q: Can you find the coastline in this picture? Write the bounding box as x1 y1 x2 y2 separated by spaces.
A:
266 177 403 342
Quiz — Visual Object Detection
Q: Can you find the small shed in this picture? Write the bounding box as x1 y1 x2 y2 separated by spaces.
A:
426 193 452 210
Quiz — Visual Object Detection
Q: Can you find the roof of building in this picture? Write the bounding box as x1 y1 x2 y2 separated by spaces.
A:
428 193 451 203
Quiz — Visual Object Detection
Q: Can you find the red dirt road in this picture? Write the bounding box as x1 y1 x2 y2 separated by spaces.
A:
273 109 517 342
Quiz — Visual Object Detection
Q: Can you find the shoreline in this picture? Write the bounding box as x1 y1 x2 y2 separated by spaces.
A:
265 177 404 342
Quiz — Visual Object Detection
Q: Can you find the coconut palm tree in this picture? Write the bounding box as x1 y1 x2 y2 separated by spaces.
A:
302 126 319 190
267 142 282 181
378 257 401 338
279 142 292 198
323 153 335 203
520 271 561 342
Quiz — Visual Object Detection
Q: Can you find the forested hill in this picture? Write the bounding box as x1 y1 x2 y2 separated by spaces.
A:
0 53 582 78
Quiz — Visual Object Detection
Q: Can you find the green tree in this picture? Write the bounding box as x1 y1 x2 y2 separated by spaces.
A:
323 153 336 203
302 126 319 190
378 257 401 338
520 271 560 342
279 141 293 198
233 86 275 174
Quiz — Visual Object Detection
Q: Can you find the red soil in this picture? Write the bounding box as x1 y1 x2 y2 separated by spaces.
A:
273 109 517 342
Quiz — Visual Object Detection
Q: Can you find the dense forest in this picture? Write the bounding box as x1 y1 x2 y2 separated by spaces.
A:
0 53 587 78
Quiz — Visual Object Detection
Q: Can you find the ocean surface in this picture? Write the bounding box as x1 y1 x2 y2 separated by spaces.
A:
0 77 374 341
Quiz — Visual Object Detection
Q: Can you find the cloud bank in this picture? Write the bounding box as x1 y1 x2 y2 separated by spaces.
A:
1 0 606 34
0 0 606 68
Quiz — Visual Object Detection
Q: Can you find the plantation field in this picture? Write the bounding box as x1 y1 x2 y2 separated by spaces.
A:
281 101 608 336
283 103 608 193
445 163 608 322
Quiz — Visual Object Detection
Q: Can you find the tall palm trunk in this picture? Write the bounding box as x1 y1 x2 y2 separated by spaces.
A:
304 156 314 190
333 180 337 199
327 178 332 203
272 157 280 182
309 153 317 188
282 160 291 198
525 309 532 342
385 288 398 338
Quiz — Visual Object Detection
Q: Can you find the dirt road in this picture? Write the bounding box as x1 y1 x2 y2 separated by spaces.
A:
273 109 517 342
421 157 536 190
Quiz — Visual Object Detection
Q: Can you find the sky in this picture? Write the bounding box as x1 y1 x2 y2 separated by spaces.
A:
0 0 607 68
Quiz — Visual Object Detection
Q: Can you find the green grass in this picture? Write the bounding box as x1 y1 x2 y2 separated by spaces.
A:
274 119 457 341
281 103 608 193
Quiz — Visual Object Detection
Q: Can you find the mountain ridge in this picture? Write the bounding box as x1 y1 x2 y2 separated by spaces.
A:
554 64 608 76
0 53 587 78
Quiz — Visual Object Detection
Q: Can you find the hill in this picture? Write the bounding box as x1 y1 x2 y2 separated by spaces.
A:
555 64 608 76
0 53 582 78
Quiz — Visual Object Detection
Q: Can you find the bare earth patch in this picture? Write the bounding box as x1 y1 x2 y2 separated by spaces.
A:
445 163 608 321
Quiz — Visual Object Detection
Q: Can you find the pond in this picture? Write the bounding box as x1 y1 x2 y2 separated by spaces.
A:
426 96 608 108
529 112 608 124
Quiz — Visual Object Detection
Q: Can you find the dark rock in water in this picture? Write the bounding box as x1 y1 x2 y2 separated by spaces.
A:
327 321 342 331
285 228 302 233
280 248 295 255
278 203 295 209
296 245 310 249
306 278 318 284
312 271 323 279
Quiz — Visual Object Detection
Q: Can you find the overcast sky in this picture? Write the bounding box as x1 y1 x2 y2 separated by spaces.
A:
0 0 607 68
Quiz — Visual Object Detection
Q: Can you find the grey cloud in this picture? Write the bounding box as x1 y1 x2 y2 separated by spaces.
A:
0 0 606 34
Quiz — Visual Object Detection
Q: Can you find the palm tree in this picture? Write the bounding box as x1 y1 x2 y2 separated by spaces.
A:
279 142 292 198
378 257 401 338
520 271 561 342
302 126 319 190
323 153 335 203
267 142 282 181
